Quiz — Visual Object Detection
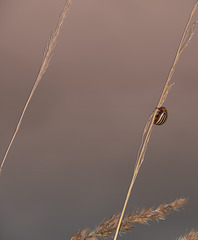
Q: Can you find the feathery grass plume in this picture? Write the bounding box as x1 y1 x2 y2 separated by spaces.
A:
178 230 198 240
113 2 198 240
0 0 72 175
70 198 187 240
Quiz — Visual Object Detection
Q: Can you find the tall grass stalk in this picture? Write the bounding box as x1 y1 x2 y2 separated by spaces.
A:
113 2 198 240
0 0 72 174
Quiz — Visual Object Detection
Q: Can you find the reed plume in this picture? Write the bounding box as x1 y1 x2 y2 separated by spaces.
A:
70 198 187 240
178 230 198 240
0 0 72 174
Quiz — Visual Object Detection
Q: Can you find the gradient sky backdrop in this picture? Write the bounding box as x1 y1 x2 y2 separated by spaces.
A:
0 0 198 240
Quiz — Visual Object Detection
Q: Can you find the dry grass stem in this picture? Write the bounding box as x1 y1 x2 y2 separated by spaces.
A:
0 0 72 174
113 2 198 240
178 230 198 240
70 198 187 240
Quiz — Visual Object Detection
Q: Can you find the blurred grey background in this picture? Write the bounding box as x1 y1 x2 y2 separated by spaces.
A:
0 0 198 239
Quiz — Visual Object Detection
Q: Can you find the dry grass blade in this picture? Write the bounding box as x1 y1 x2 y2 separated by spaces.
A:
0 0 72 174
69 198 187 240
113 2 198 240
178 230 198 240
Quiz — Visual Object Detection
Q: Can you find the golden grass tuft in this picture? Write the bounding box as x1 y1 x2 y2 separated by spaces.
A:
178 230 198 240
70 198 188 240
